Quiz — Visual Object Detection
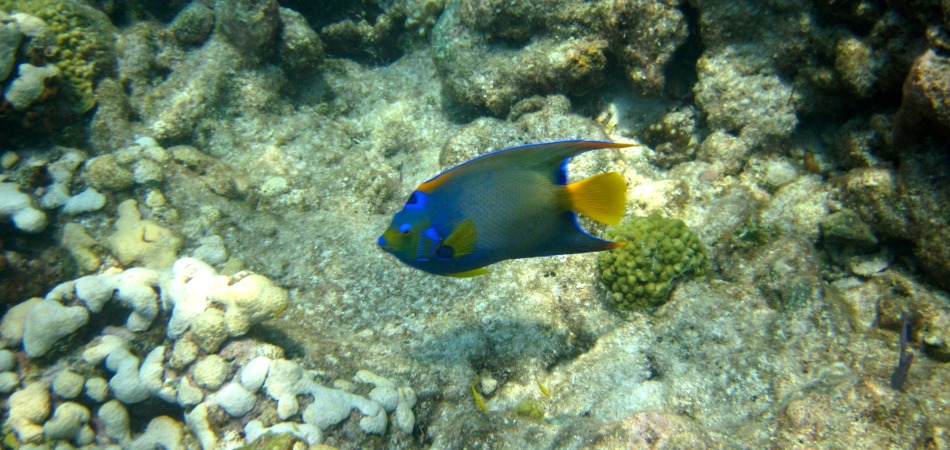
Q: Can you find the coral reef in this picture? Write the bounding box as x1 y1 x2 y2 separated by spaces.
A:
694 45 798 148
597 213 707 311
0 0 115 113
432 0 686 115
0 256 417 447
0 0 949 448
0 182 45 232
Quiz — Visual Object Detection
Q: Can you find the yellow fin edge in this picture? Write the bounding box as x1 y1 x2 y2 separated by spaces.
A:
448 267 490 278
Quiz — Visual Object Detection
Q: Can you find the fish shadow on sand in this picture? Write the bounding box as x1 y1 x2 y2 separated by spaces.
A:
410 317 598 374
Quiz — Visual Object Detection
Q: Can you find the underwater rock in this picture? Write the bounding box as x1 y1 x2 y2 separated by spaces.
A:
42 402 91 443
917 226 950 291
62 188 106 215
0 11 21 82
697 130 752 175
214 0 280 63
277 7 325 73
432 1 614 115
107 199 183 270
89 78 135 152
820 209 879 252
130 416 184 450
244 420 323 446
643 106 701 168
759 174 831 242
319 7 402 64
895 49 950 147
591 411 713 448
22 299 89 357
0 182 47 233
842 167 909 238
137 40 233 142
168 145 245 199
192 234 228 266
2 63 59 110
82 154 134 192
835 35 885 97
170 2 215 45
774 379 927 448
833 117 884 168
405 0 444 37
694 45 798 148
83 377 109 403
213 382 257 417
193 354 228 390
52 369 85 399
741 237 823 311
606 0 687 96
97 400 131 445
4 381 50 443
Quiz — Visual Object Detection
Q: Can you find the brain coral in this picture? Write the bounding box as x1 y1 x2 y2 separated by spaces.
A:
597 213 707 311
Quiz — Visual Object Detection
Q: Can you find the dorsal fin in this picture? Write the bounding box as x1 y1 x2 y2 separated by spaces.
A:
417 140 636 192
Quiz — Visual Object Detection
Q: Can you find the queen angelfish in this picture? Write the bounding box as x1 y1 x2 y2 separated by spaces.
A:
377 140 634 277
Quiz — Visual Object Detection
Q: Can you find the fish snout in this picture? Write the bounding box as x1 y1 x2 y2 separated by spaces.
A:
377 235 388 249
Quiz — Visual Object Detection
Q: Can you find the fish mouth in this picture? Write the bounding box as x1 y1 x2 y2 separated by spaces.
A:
377 235 388 249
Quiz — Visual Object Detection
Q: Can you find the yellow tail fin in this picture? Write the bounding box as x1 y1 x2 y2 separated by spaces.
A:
566 172 626 225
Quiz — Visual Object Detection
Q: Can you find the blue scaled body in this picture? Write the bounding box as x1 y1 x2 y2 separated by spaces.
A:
377 140 633 277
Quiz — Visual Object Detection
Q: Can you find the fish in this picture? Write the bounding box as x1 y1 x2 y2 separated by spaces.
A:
535 374 550 397
471 381 488 412
377 139 634 277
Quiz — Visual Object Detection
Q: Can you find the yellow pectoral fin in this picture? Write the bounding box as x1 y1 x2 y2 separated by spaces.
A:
443 219 478 258
448 267 490 278
566 172 627 225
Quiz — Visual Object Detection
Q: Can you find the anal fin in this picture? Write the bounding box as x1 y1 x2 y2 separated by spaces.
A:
448 267 490 278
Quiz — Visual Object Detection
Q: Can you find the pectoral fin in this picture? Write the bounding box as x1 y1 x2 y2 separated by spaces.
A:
439 219 478 259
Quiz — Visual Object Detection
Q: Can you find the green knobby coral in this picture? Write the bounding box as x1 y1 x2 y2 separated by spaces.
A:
597 213 707 311
1 0 114 113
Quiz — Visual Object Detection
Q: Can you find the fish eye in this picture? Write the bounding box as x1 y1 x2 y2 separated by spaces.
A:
398 223 412 235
